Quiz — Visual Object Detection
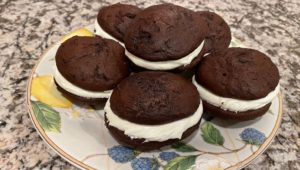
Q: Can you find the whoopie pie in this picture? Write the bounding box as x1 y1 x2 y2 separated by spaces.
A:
53 36 130 103
193 48 280 120
104 71 203 150
124 3 208 73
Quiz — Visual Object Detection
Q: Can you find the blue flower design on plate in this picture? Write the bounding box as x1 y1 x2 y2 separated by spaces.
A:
131 157 159 170
106 126 266 169
240 128 266 145
108 145 139 163
159 151 179 161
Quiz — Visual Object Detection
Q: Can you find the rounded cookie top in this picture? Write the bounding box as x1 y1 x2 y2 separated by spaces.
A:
198 11 231 54
97 3 141 41
56 36 130 91
124 3 207 61
196 48 280 100
110 71 200 125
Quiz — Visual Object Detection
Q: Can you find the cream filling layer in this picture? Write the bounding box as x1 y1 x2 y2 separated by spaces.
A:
125 40 205 70
94 20 124 46
192 76 280 112
105 99 203 142
53 65 112 98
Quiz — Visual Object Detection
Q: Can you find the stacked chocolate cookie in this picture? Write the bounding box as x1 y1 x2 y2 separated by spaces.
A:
53 3 280 150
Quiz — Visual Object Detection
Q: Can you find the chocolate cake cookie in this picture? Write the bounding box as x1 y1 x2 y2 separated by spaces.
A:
104 71 203 150
54 36 130 103
124 4 208 72
198 11 231 54
193 48 280 120
95 3 141 42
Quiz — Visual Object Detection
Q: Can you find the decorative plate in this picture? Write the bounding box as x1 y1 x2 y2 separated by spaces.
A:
26 25 283 170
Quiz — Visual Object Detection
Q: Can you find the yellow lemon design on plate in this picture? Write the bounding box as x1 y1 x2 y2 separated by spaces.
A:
60 28 93 43
31 75 72 108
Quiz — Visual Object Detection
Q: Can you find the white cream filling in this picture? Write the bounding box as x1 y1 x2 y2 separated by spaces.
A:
125 40 205 70
192 76 280 112
105 98 203 142
53 65 112 98
94 20 124 46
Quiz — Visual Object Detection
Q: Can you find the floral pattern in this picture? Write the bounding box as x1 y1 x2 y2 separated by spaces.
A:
240 128 266 145
159 152 179 161
107 145 140 163
105 122 268 170
131 157 159 170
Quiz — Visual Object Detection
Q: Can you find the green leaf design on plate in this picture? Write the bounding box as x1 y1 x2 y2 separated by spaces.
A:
201 122 224 145
164 155 197 170
32 101 61 132
171 142 197 152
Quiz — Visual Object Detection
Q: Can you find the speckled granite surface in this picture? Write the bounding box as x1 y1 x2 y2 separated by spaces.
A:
0 0 299 169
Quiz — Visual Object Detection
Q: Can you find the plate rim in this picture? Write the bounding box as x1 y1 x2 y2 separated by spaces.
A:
26 31 283 170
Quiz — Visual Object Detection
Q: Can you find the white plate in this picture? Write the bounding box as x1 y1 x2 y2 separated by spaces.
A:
26 25 283 170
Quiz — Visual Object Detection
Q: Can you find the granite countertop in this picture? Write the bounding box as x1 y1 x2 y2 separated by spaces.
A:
0 0 299 169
